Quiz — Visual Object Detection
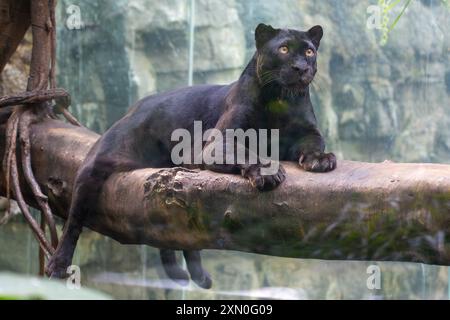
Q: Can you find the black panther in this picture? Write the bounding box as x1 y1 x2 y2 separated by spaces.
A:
46 24 337 288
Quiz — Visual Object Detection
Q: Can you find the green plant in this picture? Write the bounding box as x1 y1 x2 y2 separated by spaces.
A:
378 0 449 46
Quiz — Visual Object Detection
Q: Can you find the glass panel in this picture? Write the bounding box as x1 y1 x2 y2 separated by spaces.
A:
1 0 449 300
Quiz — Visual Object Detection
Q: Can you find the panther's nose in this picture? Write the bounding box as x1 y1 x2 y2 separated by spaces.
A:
291 63 308 74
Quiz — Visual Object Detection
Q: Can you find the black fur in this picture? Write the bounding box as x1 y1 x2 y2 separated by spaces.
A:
46 24 336 288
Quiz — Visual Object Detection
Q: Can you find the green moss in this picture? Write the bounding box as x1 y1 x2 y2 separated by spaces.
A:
185 200 211 233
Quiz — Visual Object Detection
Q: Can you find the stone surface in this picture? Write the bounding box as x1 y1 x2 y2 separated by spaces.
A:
50 0 450 163
0 32 30 95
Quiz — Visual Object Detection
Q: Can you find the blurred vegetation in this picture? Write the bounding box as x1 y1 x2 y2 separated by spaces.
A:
0 272 111 300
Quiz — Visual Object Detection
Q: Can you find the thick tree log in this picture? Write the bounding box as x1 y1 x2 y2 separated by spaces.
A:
1 119 450 265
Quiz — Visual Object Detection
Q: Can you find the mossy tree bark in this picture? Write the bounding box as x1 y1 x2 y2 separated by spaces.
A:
1 119 450 265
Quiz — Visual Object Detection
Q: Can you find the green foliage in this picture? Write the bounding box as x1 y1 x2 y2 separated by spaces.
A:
0 273 111 300
378 0 412 46
378 0 448 46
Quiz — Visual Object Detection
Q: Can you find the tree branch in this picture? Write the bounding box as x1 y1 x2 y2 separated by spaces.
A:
0 88 70 108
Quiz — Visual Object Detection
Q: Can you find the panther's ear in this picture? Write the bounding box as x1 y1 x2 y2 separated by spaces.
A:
307 25 323 49
255 23 279 51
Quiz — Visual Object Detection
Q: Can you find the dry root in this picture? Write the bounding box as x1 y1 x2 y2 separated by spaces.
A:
3 107 54 258
0 88 81 257
0 0 82 274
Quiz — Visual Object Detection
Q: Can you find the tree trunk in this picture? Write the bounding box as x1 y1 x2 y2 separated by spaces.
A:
1 119 450 265
0 0 30 73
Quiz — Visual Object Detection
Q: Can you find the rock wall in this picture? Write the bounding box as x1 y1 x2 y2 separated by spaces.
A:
53 0 450 163
0 32 30 96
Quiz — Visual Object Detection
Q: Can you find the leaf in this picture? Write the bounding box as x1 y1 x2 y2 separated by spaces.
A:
0 272 111 300
388 0 413 33
387 0 403 11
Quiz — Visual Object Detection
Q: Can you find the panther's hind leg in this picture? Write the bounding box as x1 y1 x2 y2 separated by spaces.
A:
183 250 212 289
160 249 190 286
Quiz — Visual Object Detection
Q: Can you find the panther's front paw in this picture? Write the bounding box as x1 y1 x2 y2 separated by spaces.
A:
299 152 337 172
242 163 286 191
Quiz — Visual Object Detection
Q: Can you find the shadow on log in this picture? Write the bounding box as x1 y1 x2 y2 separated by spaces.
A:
1 119 450 265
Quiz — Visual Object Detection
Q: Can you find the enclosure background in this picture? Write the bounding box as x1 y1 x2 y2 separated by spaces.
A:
0 0 449 299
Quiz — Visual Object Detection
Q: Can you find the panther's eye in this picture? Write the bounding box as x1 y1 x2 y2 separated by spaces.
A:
305 49 315 57
279 46 289 54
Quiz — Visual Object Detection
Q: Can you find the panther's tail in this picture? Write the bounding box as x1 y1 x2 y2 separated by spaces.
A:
45 156 119 278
